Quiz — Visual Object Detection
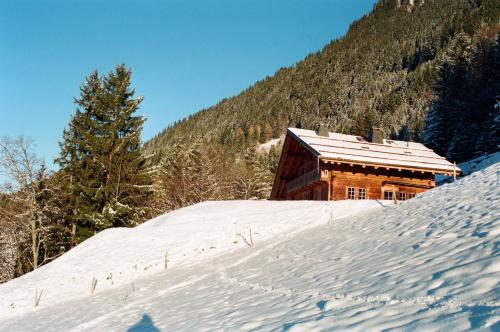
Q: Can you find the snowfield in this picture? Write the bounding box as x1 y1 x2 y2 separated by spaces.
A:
0 163 499 331
257 136 283 152
0 200 387 323
436 151 500 185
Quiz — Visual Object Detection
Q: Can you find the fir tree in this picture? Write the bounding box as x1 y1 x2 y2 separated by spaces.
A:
98 65 152 228
57 65 151 241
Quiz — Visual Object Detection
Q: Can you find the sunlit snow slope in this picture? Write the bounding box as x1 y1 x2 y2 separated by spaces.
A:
0 199 387 323
1 163 499 331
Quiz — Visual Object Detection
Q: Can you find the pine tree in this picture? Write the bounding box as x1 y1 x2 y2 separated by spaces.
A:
57 65 152 240
263 123 274 143
488 98 500 153
98 65 152 228
56 72 104 240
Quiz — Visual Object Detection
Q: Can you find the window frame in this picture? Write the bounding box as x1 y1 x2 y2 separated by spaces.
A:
358 188 367 200
399 192 406 201
383 191 393 200
347 187 356 200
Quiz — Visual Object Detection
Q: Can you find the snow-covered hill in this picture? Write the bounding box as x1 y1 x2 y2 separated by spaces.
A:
1 163 499 331
0 200 388 323
436 152 500 185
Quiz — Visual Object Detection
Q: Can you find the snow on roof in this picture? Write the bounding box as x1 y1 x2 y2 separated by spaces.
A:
288 128 459 173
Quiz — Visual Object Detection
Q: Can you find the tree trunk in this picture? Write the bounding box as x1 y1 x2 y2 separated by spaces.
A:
70 173 77 247
31 219 38 269
71 219 77 247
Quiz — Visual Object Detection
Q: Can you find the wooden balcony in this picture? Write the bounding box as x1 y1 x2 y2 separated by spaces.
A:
286 169 329 194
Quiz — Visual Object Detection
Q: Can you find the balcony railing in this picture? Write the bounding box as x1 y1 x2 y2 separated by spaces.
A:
286 169 329 194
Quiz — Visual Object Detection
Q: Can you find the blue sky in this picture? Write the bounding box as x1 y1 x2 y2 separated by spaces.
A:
0 0 376 166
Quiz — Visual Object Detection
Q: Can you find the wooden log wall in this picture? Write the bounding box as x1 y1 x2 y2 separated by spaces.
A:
326 163 434 200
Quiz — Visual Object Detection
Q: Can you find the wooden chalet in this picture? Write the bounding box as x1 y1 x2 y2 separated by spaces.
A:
270 127 460 201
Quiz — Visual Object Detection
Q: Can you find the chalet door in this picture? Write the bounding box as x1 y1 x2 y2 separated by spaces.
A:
313 186 321 200
313 184 329 201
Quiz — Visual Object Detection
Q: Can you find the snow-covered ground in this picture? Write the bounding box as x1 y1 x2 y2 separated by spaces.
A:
0 162 499 331
436 151 500 185
0 199 387 323
257 136 283 152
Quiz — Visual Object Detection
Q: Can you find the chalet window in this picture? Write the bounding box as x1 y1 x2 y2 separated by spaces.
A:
408 193 416 199
383 191 393 200
358 188 366 200
399 192 406 200
347 187 355 200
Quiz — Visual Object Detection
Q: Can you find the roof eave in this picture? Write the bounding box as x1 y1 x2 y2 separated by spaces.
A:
319 156 461 175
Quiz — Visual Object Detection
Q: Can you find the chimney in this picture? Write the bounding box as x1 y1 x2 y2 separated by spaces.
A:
369 127 384 144
316 126 329 137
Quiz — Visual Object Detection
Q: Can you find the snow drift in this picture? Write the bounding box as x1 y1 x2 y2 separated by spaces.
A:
0 162 499 331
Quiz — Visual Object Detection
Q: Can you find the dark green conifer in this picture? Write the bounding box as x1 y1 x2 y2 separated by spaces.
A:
57 65 151 241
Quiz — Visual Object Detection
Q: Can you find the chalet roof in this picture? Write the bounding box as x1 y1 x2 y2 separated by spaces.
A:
288 128 459 174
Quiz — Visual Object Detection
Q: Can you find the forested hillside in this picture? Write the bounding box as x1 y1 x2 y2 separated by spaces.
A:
145 0 499 163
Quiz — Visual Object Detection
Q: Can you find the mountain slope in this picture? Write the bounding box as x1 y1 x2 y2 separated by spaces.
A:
1 162 499 331
137 0 499 216
144 0 499 161
141 0 499 210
